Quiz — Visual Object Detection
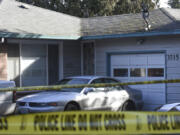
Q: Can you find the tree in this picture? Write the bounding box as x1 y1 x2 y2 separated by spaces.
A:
16 0 66 12
113 0 156 15
16 0 158 17
81 0 119 16
168 0 180 8
63 0 82 17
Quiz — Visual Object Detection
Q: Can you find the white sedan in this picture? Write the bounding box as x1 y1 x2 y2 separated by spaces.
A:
16 76 143 114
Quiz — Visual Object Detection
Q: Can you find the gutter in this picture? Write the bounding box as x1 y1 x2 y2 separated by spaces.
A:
1 30 180 41
82 30 180 40
0 32 81 40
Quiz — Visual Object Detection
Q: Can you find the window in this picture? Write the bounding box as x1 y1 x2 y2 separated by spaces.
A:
148 68 164 77
130 68 146 77
114 68 128 77
113 67 164 78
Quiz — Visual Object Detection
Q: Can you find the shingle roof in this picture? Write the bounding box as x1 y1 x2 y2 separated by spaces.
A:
0 0 81 40
0 0 180 40
82 8 180 37
164 8 180 21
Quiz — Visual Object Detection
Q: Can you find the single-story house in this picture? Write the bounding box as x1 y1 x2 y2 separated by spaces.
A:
0 0 180 110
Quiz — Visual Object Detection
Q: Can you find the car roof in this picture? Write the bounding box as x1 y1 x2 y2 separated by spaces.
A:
66 76 115 80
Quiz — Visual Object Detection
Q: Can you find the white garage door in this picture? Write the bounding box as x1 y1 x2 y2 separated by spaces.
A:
111 53 166 110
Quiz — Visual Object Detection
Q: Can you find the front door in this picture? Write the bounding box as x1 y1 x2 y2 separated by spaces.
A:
48 45 59 85
82 42 95 75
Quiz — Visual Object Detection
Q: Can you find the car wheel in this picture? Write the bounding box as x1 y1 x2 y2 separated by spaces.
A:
65 103 80 111
122 101 136 111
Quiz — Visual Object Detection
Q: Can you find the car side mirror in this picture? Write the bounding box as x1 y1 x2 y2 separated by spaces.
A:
84 88 94 95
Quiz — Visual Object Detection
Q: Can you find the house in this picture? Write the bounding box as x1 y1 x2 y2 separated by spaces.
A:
0 0 180 110
0 0 82 87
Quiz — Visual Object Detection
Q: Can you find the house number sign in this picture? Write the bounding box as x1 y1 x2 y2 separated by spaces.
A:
167 54 179 61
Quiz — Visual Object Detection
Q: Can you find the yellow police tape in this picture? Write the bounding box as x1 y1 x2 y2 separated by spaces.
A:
1 79 180 92
1 111 180 135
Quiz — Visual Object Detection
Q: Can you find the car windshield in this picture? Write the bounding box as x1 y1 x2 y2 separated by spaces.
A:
54 78 90 93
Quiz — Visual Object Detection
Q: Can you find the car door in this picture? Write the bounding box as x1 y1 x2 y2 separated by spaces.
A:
81 78 108 110
104 78 127 111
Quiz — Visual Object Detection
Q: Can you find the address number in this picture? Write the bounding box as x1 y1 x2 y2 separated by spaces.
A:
167 54 179 61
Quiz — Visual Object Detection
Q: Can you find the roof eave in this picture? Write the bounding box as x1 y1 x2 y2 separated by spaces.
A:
1 30 180 41
0 32 81 40
82 30 180 40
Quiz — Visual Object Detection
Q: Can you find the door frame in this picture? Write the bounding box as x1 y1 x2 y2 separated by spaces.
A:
81 40 96 75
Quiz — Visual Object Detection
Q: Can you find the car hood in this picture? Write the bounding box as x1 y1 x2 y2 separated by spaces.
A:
17 91 80 103
158 103 180 112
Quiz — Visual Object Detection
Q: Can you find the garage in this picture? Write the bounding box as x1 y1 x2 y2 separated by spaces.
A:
110 53 166 110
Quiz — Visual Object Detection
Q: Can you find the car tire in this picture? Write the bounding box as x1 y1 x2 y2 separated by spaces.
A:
122 101 136 111
65 103 80 111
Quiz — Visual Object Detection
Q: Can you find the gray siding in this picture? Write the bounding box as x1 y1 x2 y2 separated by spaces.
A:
94 35 180 104
63 41 81 77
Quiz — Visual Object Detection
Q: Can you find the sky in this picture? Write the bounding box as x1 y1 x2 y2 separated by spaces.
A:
158 0 170 8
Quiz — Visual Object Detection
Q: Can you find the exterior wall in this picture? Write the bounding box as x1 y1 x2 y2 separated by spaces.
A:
94 35 180 104
63 40 81 77
6 39 81 85
6 39 63 86
0 43 7 80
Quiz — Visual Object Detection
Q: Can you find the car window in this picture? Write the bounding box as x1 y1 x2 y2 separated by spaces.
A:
56 78 90 85
54 78 90 93
91 79 104 84
90 78 107 92
104 78 118 83
104 78 123 91
67 79 90 85
55 79 70 85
